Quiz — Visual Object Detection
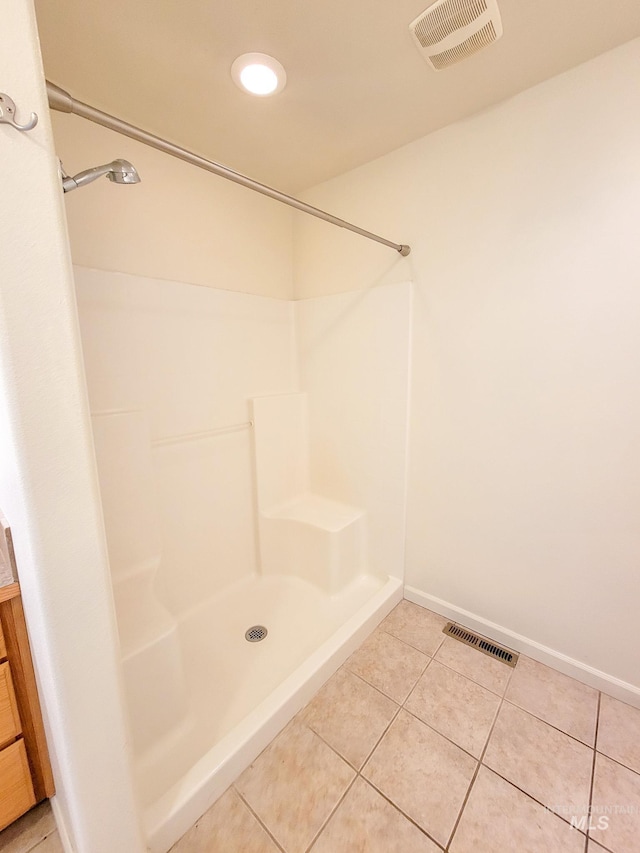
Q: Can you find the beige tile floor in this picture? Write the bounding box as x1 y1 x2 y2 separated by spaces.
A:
0 801 63 853
4 601 640 853
171 600 640 853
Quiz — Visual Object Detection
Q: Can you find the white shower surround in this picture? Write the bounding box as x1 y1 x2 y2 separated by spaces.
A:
75 267 412 851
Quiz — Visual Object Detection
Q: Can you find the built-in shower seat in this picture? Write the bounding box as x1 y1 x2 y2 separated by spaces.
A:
252 393 367 594
260 493 365 594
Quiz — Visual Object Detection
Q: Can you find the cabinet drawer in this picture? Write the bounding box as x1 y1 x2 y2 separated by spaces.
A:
0 739 36 831
0 622 5 660
0 662 21 749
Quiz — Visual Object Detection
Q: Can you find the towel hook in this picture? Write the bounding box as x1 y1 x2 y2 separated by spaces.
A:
0 93 38 132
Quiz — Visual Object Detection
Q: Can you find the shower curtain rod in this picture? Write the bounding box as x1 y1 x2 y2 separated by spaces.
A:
46 82 411 257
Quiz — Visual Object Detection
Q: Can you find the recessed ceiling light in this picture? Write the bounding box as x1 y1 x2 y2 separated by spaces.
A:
231 53 287 97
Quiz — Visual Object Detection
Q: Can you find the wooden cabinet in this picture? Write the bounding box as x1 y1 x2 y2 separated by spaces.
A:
0 512 54 831
0 740 35 830
0 661 22 749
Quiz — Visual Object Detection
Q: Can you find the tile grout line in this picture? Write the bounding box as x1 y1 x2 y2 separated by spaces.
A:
349 640 467 852
504 768 590 838
373 657 451 851
355 645 447 849
297 715 377 774
358 776 446 851
359 692 406 770
376 608 519 699
444 686 510 849
476 763 590 839
302 773 359 853
472 665 593 840
359 634 484 850
585 692 602 853
378 624 447 660
428 647 510 697
343 613 531 851
345 642 433 707
299 700 444 850
298 667 405 771
490 676 603 835
233 714 362 853
21 839 46 853
499 697 599 750
345 662 414 705
301 669 406 773
361 611 514 701
593 748 640 779
294 676 413 853
305 631 446 851
4 829 58 853
232 786 288 853
31 839 62 853
403 655 434 707
400 704 488 764
233 682 416 853
394 635 515 760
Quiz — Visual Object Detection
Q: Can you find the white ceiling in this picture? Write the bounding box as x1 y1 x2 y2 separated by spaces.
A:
35 0 640 192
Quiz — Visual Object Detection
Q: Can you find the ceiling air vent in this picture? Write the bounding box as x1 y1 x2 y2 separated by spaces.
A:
410 0 503 71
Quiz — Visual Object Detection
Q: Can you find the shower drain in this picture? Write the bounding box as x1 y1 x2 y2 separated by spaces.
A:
245 625 268 643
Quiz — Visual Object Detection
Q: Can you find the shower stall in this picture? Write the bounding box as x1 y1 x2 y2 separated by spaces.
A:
79 268 411 851
42 80 414 851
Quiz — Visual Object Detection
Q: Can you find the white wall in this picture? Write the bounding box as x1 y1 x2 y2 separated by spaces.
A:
0 1 145 850
51 112 293 299
295 38 640 697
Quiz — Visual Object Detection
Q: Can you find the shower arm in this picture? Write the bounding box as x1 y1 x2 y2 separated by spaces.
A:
46 81 410 257
60 161 111 192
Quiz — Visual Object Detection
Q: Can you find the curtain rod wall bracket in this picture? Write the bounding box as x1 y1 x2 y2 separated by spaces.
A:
46 80 411 258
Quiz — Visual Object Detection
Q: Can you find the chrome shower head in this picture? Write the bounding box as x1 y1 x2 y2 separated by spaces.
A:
105 159 140 185
61 159 141 193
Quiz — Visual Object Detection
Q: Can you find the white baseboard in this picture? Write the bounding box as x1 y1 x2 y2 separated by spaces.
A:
50 796 75 853
404 585 640 709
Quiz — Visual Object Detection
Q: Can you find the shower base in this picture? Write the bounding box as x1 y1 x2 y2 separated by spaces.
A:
140 571 402 853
